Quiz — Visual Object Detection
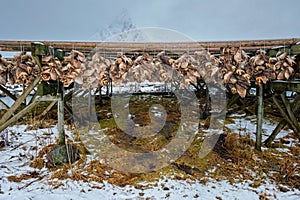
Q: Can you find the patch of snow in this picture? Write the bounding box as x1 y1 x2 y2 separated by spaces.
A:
1 175 299 200
225 114 292 142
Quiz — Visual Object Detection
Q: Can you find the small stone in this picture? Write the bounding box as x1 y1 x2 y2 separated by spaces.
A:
0 141 5 147
163 186 170 191
139 192 144 196
279 185 290 192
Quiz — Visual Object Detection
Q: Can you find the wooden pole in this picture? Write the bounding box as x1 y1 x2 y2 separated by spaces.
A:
110 80 113 96
205 87 211 112
99 86 103 106
22 84 26 105
256 85 263 151
57 91 65 145
264 120 287 147
88 88 92 122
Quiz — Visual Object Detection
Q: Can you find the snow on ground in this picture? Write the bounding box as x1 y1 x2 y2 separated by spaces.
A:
2 176 300 200
225 113 293 142
0 124 299 199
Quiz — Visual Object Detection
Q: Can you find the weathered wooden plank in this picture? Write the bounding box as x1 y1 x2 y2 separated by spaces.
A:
35 101 57 120
0 77 40 127
280 93 300 132
28 91 38 105
255 85 263 151
264 95 300 146
57 93 65 145
0 99 8 110
64 102 73 116
0 101 39 132
0 85 17 101
272 95 299 135
36 95 60 102
270 81 300 93
264 120 287 147
0 38 299 53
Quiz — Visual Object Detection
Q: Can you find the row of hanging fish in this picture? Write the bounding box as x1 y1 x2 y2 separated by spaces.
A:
0 55 8 85
218 48 297 97
41 50 84 87
0 52 40 85
0 48 298 97
218 47 252 97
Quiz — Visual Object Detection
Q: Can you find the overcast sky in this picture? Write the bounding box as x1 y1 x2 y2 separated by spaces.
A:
0 0 299 41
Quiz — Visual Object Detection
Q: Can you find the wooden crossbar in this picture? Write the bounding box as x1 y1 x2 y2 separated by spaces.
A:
0 38 299 54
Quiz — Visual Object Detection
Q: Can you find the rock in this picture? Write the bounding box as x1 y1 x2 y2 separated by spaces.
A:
278 185 290 192
0 140 5 147
163 186 170 191
47 144 80 166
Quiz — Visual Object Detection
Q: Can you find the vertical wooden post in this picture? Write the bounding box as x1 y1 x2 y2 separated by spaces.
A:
205 86 211 112
106 83 109 96
88 88 92 122
256 85 263 151
110 80 113 96
57 87 65 145
22 84 26 105
99 86 103 106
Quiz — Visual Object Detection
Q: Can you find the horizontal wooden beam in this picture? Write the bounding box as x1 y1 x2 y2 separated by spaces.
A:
36 95 60 102
0 38 299 54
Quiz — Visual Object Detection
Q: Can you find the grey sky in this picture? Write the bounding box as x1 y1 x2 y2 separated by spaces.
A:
0 0 299 41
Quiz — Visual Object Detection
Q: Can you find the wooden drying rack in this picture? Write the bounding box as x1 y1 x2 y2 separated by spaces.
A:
0 39 300 151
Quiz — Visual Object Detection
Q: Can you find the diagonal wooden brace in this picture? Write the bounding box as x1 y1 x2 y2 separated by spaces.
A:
272 95 298 133
0 77 40 128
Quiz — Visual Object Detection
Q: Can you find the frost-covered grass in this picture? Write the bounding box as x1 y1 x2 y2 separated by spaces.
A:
0 123 299 200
